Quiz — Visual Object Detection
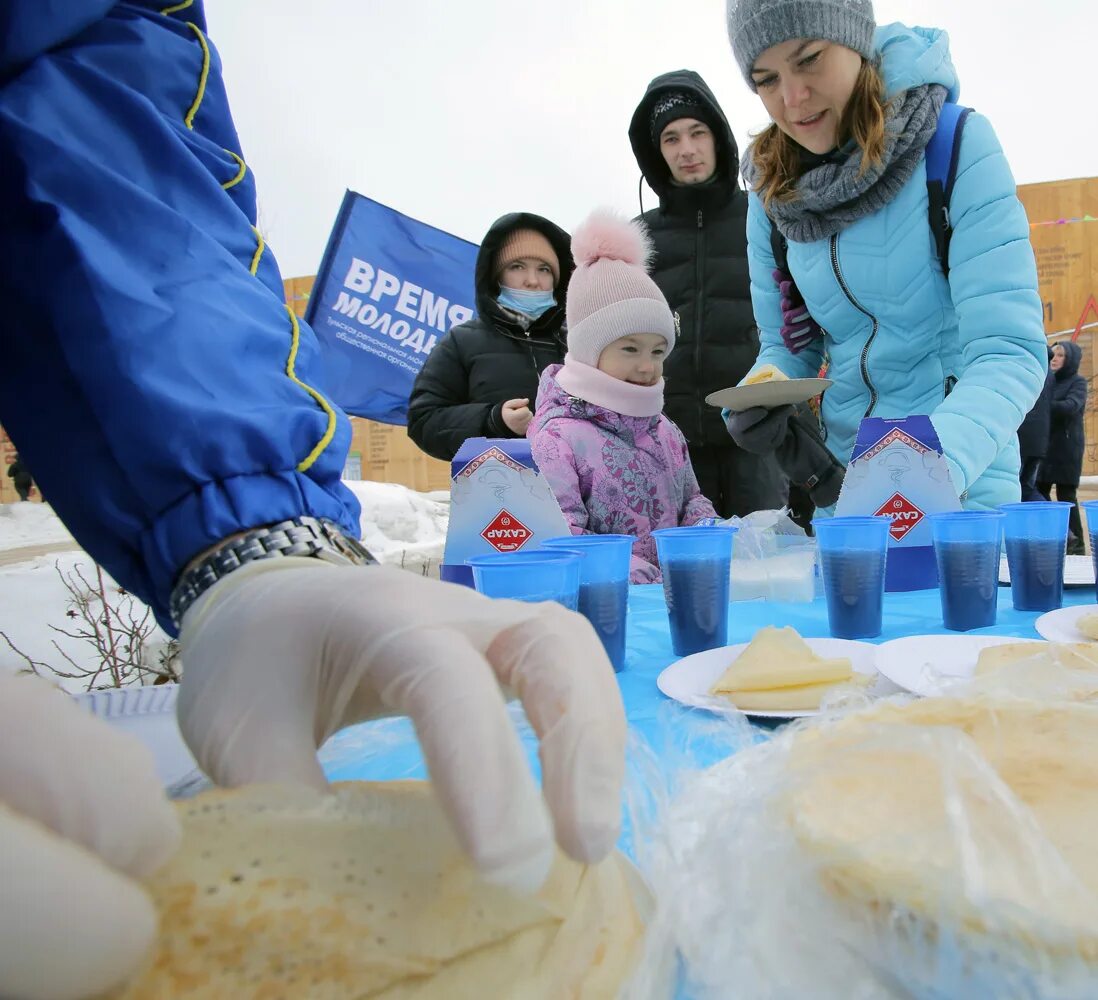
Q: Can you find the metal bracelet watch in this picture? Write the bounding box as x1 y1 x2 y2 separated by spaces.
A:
169 516 376 629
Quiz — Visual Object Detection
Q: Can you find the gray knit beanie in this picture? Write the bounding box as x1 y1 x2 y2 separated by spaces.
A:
727 0 876 89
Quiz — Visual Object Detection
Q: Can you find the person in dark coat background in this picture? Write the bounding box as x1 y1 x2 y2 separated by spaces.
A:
628 70 787 521
1038 341 1088 553
407 213 572 461
1017 347 1053 501
6 452 32 501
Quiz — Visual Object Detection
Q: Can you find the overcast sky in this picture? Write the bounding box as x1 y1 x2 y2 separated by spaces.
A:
205 1 1096 278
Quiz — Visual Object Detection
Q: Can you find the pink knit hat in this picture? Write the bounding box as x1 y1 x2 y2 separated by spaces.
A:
565 210 676 366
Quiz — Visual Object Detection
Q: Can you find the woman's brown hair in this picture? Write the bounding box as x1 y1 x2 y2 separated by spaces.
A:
748 58 889 210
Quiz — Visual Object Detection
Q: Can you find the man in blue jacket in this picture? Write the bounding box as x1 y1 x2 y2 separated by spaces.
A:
0 5 624 989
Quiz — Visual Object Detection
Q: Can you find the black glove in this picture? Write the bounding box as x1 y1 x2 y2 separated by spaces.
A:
777 406 845 508
722 405 795 454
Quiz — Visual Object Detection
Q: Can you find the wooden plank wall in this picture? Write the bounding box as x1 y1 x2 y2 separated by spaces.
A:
1017 177 1098 473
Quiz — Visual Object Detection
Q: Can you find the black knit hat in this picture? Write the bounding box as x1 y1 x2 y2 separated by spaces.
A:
649 91 718 145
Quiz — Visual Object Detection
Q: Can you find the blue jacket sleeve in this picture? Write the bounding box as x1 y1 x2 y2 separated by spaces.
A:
744 192 826 383
0 3 360 634
927 112 1047 496
0 0 116 81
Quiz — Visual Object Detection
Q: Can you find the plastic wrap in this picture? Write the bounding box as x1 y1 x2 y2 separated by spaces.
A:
713 508 817 603
627 697 1098 999
950 641 1098 705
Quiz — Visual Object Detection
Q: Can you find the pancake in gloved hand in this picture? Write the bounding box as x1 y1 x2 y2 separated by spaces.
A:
112 781 653 999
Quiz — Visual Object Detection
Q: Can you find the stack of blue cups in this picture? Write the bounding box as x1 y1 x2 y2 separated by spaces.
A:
1080 500 1098 603
465 550 582 610
541 535 633 672
929 511 1004 631
999 501 1072 612
652 525 737 656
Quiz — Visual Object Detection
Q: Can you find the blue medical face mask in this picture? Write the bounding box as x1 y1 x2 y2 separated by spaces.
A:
497 285 556 319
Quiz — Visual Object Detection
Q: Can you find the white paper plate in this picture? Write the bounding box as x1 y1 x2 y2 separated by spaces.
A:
72 684 204 795
657 637 879 719
873 634 1044 697
1034 604 1098 644
999 553 1094 588
705 377 832 413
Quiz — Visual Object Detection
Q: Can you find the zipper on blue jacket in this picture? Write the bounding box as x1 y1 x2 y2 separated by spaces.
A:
830 234 879 416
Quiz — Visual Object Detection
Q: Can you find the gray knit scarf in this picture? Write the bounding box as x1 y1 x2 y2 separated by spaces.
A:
742 83 948 243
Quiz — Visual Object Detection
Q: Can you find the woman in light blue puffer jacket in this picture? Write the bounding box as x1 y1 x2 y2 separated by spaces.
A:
723 0 1046 512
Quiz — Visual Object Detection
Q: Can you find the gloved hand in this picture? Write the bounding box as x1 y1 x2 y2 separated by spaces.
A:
0 673 181 1000
723 404 796 454
778 406 846 508
177 560 626 894
772 267 823 355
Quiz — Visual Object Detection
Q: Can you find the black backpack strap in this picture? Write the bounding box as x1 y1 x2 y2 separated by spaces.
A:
925 102 972 280
769 219 788 274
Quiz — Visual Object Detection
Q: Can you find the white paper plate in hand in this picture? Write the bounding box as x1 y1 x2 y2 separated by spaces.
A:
873 634 1043 698
72 684 205 794
1034 604 1098 644
999 553 1094 588
705 377 832 412
656 637 879 719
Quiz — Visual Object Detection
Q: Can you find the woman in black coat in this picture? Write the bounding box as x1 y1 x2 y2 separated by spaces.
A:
1038 341 1088 553
1017 359 1053 502
407 213 573 461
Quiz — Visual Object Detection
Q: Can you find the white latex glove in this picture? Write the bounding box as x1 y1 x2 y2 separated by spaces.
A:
177 560 626 892
0 674 181 1000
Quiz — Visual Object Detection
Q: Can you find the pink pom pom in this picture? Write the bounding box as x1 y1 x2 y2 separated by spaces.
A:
571 210 653 270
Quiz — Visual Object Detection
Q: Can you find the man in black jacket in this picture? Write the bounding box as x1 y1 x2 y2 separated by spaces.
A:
629 70 785 519
407 213 572 461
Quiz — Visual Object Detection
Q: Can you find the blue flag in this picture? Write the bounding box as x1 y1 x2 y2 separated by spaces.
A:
306 192 478 424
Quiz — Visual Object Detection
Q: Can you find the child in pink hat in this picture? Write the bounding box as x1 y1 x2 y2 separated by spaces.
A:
528 210 717 583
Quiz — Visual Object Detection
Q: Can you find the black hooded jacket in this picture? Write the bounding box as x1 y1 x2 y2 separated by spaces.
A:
407 213 572 461
1040 341 1088 485
1017 368 1053 460
628 70 759 448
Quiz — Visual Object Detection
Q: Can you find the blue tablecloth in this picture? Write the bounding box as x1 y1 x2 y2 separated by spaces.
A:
322 581 1096 786
317 581 1096 998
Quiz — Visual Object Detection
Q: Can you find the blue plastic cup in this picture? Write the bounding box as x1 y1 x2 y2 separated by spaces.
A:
466 550 581 610
652 526 736 656
1000 502 1071 612
542 535 633 672
812 516 891 639
929 511 1005 631
1081 500 1098 602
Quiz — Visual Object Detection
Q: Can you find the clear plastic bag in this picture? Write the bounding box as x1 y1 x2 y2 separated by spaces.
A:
627 697 1098 999
710 508 817 603
950 641 1098 705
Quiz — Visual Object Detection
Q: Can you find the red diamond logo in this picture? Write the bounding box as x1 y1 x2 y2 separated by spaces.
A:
874 492 925 542
480 509 532 553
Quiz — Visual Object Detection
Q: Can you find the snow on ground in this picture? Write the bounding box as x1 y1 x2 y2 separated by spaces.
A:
0 483 450 691
345 480 449 577
0 501 75 550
